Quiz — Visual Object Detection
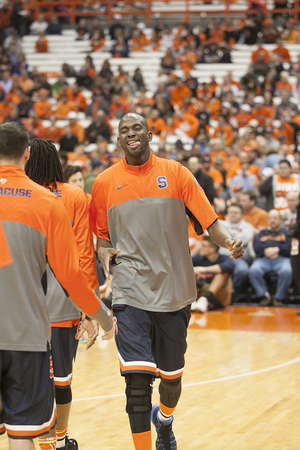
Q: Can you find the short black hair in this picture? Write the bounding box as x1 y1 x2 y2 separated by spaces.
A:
279 159 291 167
64 165 82 182
0 122 29 159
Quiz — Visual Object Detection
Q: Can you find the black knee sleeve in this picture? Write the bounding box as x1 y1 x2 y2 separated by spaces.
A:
55 386 72 405
159 378 182 409
125 373 154 434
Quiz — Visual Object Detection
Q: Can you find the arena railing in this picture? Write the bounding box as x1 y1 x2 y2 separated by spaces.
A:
35 0 300 25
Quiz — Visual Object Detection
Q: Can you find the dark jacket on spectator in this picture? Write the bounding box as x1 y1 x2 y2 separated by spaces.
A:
253 227 291 258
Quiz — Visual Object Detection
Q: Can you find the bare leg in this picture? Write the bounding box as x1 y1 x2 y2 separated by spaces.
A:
56 402 72 430
9 438 35 450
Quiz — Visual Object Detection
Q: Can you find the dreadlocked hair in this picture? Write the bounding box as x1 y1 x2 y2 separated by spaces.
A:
25 138 65 191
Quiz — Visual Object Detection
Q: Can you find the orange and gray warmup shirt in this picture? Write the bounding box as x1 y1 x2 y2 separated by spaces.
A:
90 152 218 312
0 165 112 352
46 182 98 325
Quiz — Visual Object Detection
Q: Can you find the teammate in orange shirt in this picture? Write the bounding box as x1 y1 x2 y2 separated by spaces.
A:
25 138 103 450
0 122 113 450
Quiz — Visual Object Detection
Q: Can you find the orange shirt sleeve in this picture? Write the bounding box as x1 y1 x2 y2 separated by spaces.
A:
72 189 98 290
90 174 110 241
46 198 101 317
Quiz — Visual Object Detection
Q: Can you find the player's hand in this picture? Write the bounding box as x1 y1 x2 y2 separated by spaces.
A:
101 322 115 341
76 319 99 350
225 238 244 259
97 247 120 279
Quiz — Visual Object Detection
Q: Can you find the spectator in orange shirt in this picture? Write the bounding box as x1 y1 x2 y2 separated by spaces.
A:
173 108 199 138
33 88 53 119
129 28 148 51
251 96 273 125
275 71 292 95
66 111 85 143
282 20 298 44
110 93 129 119
23 111 44 138
239 190 269 233
170 77 192 106
147 109 166 136
90 30 105 52
213 116 234 146
272 37 291 62
35 30 49 53
56 93 78 119
18 69 35 94
251 43 270 63
235 104 252 128
67 84 87 112
201 155 225 195
42 114 63 142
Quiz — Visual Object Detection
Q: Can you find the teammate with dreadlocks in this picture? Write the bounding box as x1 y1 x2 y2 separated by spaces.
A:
25 138 113 450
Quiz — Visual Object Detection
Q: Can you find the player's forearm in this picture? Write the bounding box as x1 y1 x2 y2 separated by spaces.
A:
97 237 113 250
207 220 233 249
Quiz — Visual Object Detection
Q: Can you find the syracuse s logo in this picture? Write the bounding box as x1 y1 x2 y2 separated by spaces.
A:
0 179 7 184
157 176 168 189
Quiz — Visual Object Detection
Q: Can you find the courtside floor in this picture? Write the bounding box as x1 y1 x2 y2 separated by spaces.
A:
2 305 300 449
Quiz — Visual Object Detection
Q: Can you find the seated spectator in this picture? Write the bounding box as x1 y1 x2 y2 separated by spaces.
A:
251 43 270 63
280 191 299 229
170 77 192 106
76 18 89 41
62 62 76 78
52 73 68 98
90 30 105 52
67 83 87 112
251 96 273 125
33 88 52 119
282 19 298 43
187 156 216 204
110 36 129 58
56 93 77 119
219 203 254 299
17 90 32 118
35 30 48 53
213 116 234 146
67 144 88 166
46 14 62 35
259 159 299 211
66 110 85 143
147 108 166 136
249 209 292 306
59 125 79 153
76 67 93 90
191 236 235 312
161 48 176 73
29 13 48 35
129 28 147 51
239 190 268 233
173 107 199 139
0 70 12 94
262 18 280 43
272 37 291 63
85 109 112 143
18 69 34 94
276 89 300 118
201 155 225 196
42 114 63 142
110 93 129 119
23 111 44 138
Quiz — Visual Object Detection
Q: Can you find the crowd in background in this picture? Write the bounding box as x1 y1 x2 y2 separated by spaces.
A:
1 0 300 306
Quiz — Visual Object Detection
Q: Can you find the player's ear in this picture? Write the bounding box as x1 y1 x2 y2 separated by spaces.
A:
24 146 30 162
148 131 153 142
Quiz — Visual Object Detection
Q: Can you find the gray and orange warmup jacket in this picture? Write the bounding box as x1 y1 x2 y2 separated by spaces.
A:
0 165 113 352
46 182 98 326
90 152 218 312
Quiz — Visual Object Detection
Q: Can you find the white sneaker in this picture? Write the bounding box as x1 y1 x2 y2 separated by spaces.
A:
191 296 209 313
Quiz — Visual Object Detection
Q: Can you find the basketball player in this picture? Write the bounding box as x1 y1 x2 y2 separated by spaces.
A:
25 138 100 450
90 113 244 450
0 123 113 450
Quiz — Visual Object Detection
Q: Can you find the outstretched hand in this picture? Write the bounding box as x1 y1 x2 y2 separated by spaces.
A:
97 247 120 279
76 319 99 350
101 321 115 341
225 238 244 259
